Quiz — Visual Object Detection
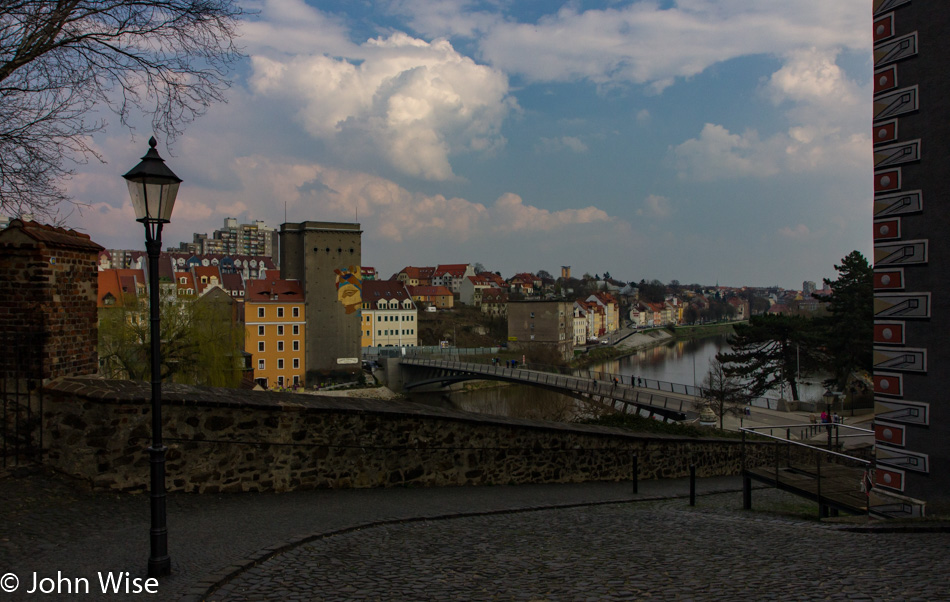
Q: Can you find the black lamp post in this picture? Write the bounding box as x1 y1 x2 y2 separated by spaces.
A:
123 137 181 578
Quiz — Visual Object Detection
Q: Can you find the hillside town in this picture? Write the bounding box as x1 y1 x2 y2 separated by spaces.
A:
94 217 832 391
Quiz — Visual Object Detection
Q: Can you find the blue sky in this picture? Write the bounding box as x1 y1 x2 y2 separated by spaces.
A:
66 0 872 289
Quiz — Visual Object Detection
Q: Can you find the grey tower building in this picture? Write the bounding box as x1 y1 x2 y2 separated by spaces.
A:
280 222 362 382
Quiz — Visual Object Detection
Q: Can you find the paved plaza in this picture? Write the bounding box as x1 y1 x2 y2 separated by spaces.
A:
1 468 948 601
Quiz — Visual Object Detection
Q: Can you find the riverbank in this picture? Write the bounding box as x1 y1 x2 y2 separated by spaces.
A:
667 322 738 340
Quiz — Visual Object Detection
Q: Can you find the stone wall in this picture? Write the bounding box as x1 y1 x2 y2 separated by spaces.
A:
44 377 783 494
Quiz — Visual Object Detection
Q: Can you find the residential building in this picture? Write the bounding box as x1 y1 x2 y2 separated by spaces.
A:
507 300 574 359
408 285 454 309
572 305 588 345
727 297 749 320
193 265 223 295
279 221 362 380
432 264 475 294
508 273 539 296
244 279 305 389
480 288 508 318
586 292 619 333
395 266 435 287
577 302 599 340
174 271 197 297
360 280 418 348
459 274 495 306
179 217 277 258
629 304 648 328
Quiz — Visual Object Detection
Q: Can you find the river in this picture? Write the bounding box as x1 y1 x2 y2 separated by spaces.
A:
407 334 827 420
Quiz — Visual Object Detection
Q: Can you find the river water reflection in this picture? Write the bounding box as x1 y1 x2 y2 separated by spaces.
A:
407 334 825 420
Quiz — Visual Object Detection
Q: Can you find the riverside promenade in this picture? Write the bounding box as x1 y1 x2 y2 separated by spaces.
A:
2 467 948 602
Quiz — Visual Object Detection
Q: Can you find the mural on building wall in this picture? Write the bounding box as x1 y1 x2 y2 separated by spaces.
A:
334 266 362 314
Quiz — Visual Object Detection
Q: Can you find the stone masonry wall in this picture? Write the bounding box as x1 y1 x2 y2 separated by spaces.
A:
44 377 784 494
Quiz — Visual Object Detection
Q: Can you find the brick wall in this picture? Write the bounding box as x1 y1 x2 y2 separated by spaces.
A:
0 220 102 380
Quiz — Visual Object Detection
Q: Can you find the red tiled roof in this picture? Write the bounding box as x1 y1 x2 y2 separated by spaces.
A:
400 266 435 280
363 280 415 310
435 264 469 276
408 285 453 297
245 279 304 301
97 270 124 307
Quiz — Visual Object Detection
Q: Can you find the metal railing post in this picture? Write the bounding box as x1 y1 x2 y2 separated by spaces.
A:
632 454 638 494
689 464 696 506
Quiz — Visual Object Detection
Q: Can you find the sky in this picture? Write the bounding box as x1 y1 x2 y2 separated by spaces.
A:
61 0 873 289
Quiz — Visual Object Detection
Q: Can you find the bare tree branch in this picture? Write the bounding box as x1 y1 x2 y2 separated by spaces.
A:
0 0 245 220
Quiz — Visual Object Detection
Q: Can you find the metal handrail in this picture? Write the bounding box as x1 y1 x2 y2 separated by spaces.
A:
740 425 872 465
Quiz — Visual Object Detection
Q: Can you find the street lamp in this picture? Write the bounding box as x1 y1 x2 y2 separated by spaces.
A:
123 137 181 578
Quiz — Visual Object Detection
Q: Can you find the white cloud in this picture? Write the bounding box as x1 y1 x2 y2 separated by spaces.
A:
491 193 610 233
674 46 870 181
673 124 778 180
465 1 869 89
240 0 356 56
778 224 811 239
639 194 672 218
248 28 516 181
767 48 855 106
535 136 589 154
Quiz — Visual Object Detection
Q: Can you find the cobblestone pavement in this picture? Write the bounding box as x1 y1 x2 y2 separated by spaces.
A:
213 489 950 602
2 469 948 601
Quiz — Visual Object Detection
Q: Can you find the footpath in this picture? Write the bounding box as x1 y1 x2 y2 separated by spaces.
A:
0 468 741 601
2 467 948 601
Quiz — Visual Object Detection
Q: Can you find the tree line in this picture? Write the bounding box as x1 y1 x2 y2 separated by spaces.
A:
704 251 872 426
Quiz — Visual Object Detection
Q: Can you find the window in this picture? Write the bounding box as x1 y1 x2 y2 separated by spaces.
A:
258 325 264 336
277 325 284 336
257 307 264 318
258 359 265 370
293 341 299 351
277 307 284 318
258 341 265 352
292 307 299 317
277 376 284 387
293 358 299 369
277 359 284 369
293 325 299 335
293 375 299 386
277 341 284 352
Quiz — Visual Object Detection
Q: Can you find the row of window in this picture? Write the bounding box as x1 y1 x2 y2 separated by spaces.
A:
257 358 300 370
257 340 301 352
370 329 415 337
256 324 301 336
365 315 415 322
256 306 301 318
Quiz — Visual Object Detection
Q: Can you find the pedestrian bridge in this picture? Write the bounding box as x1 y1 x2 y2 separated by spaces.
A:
398 358 700 421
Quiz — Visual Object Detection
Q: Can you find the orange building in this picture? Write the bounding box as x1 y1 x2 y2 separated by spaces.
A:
244 279 305 389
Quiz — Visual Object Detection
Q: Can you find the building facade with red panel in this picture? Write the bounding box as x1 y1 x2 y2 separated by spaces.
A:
872 0 948 514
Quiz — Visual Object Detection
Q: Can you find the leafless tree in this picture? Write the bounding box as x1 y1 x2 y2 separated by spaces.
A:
0 1 244 219
702 357 750 430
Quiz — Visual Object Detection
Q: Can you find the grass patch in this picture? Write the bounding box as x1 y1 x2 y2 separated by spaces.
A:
576 413 744 439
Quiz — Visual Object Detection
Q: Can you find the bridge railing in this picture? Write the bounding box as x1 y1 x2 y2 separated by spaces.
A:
401 358 694 421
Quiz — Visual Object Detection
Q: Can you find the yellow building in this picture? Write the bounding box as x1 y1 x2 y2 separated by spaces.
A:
245 279 305 389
